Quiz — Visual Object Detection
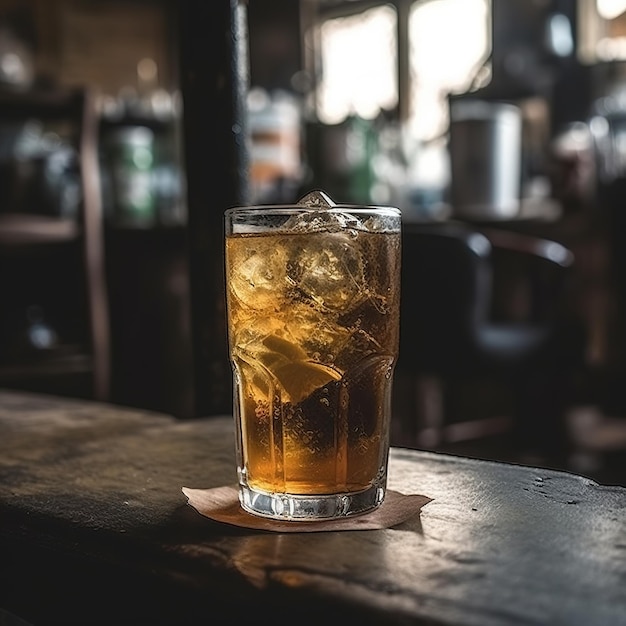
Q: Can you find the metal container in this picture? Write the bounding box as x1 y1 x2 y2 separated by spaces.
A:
449 100 522 220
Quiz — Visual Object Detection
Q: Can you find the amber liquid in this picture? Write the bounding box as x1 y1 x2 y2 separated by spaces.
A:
225 226 401 496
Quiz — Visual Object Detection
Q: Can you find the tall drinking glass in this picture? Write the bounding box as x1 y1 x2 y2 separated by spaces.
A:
224 191 401 521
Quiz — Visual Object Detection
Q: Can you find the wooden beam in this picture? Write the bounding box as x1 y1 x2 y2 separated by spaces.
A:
178 0 250 417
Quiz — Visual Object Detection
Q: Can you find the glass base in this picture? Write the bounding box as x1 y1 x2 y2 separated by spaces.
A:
238 483 385 521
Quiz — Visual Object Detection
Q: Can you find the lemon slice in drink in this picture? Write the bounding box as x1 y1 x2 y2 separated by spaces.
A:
262 334 308 362
272 360 341 404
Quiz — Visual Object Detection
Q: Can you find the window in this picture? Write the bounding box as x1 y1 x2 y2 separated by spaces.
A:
311 0 491 199
314 0 491 140
315 4 398 124
408 0 490 141
579 0 626 61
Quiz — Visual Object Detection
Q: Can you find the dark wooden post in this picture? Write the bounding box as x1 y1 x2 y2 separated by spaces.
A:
178 0 250 417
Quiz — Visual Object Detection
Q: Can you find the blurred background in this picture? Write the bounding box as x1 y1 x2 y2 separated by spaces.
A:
1 0 626 484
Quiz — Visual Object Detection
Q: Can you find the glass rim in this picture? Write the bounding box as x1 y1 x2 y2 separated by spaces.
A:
225 204 401 218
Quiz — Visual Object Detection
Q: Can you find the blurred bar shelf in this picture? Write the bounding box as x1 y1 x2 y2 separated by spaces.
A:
0 214 79 245
0 351 92 381
0 86 110 401
0 87 85 120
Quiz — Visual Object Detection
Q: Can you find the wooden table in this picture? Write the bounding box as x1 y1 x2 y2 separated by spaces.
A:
1 389 625 625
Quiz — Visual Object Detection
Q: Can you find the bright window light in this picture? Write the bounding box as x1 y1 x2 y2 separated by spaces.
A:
409 0 490 141
316 5 398 125
597 0 626 20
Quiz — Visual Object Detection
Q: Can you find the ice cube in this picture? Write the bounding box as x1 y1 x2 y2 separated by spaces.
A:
282 208 362 234
288 231 366 312
332 326 383 373
279 302 353 366
296 190 337 209
229 239 289 310
285 190 363 234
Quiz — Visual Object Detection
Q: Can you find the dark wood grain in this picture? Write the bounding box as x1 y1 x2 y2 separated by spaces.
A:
0 389 624 625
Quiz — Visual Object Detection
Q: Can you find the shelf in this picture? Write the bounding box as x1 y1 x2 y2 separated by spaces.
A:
0 86 111 402
0 87 84 120
100 114 173 133
0 214 80 245
0 351 93 381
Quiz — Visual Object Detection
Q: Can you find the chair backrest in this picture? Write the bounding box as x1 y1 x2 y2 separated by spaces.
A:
399 222 493 374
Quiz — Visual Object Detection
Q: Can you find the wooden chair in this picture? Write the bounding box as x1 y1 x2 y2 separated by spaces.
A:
0 87 110 401
395 221 586 464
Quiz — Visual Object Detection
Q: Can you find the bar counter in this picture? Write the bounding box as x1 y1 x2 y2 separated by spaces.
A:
1 389 625 625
